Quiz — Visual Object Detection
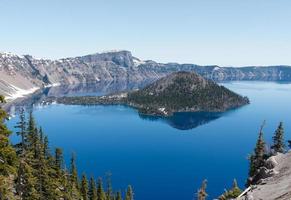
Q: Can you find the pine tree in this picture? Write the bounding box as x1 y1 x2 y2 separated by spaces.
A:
35 131 55 200
218 179 242 200
125 185 133 200
115 191 122 200
70 153 78 187
106 172 113 200
0 96 18 176
97 178 106 200
61 169 73 200
26 112 40 160
43 135 50 159
16 160 39 200
248 121 267 177
271 122 285 153
0 96 18 199
197 179 207 200
88 176 97 200
14 108 27 156
55 148 64 174
81 173 89 200
69 153 80 199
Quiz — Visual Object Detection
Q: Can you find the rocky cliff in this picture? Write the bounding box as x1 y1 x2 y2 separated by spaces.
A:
238 152 291 200
1 50 291 100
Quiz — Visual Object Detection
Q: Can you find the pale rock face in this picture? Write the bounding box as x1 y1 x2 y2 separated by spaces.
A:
239 152 291 200
1 50 291 100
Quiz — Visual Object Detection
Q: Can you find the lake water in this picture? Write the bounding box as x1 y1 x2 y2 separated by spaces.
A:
6 81 291 200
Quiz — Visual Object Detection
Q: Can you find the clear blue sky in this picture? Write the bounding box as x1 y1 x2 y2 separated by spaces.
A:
1 0 291 66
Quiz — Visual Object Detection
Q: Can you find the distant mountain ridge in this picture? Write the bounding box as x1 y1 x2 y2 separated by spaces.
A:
1 50 291 99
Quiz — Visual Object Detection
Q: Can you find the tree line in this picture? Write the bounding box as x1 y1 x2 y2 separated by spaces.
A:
0 95 133 200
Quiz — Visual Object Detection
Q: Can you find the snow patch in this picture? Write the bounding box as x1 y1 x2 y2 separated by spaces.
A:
213 66 220 71
5 85 40 101
133 58 145 67
44 82 61 88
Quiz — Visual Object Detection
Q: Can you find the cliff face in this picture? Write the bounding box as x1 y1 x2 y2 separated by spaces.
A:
1 50 291 99
238 152 291 200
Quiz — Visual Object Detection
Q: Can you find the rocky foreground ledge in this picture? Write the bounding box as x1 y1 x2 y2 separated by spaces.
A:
238 151 291 200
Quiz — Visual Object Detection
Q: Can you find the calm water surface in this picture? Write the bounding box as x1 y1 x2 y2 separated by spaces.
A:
7 81 291 200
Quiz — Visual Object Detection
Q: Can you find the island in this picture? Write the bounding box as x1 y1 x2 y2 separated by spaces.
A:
53 71 250 116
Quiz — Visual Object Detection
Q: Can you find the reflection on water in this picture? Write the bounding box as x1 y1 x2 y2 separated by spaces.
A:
5 79 256 130
139 112 222 130
4 80 154 115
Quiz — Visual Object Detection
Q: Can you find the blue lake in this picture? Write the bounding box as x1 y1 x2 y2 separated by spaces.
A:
6 81 291 200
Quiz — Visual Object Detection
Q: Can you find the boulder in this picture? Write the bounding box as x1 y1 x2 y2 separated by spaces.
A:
265 156 278 169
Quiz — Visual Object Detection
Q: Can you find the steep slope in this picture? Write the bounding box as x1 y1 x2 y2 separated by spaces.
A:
1 50 291 100
127 71 249 115
238 152 291 200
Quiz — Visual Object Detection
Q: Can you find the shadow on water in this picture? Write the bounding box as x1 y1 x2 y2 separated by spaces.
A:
138 111 223 130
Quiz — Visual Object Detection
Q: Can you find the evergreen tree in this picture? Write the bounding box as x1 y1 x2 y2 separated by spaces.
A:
115 191 122 200
14 108 27 156
35 132 55 200
197 179 207 200
55 148 64 174
0 96 18 176
70 153 78 187
89 176 98 200
97 178 106 200
69 153 80 199
81 173 89 200
16 160 39 200
248 121 267 177
125 185 133 200
43 135 50 159
61 169 73 200
106 172 113 200
26 112 40 160
0 96 18 199
271 122 285 153
218 179 242 200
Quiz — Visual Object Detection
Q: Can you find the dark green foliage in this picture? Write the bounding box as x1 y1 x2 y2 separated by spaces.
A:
16 160 39 200
125 185 133 200
70 153 79 188
127 72 249 115
0 96 18 199
248 122 267 178
271 122 285 153
14 108 27 156
69 153 80 199
218 179 242 200
106 172 114 200
197 179 207 200
97 178 106 200
0 96 18 176
55 148 64 174
81 174 89 200
89 176 98 200
115 191 122 200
